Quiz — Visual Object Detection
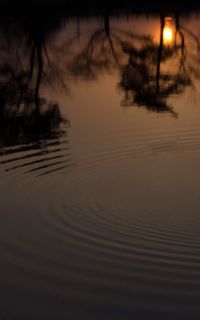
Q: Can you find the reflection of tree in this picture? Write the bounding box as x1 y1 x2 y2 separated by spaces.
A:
119 14 194 116
19 17 69 108
0 23 66 144
0 94 66 147
0 19 72 176
69 14 125 80
68 14 200 115
174 14 200 82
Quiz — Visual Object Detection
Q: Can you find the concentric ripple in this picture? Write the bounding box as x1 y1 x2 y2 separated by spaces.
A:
1 118 200 320
1 146 200 320
0 135 74 180
74 127 200 170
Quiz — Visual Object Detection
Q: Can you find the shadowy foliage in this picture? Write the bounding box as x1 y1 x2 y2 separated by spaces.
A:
68 14 200 115
0 17 72 176
0 17 68 148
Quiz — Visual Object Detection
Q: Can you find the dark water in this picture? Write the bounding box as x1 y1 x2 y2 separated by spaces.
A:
1 11 200 320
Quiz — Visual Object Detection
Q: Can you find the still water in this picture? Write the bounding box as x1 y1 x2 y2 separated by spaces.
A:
1 12 200 319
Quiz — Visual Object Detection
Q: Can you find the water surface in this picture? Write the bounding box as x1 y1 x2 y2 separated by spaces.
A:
1 12 200 320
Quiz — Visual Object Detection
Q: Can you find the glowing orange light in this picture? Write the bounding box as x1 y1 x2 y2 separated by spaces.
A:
163 26 173 44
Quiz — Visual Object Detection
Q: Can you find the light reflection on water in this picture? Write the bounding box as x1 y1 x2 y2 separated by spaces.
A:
1 12 200 320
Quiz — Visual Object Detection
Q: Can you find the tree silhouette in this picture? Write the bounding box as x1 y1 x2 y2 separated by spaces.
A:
68 14 128 80
67 14 199 115
119 14 194 115
0 18 72 176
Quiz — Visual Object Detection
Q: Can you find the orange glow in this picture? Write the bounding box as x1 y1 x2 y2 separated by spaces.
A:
163 26 173 44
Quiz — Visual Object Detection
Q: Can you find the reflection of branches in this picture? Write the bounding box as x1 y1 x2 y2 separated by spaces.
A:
174 14 200 83
181 26 200 50
0 58 68 148
119 15 196 116
120 64 178 115
0 99 67 147
0 20 72 176
69 15 124 80
68 14 197 115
